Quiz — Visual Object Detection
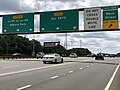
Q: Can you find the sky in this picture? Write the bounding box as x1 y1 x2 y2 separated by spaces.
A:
0 0 120 54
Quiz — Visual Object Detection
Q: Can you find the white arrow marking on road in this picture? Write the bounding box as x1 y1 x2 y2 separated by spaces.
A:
17 85 32 90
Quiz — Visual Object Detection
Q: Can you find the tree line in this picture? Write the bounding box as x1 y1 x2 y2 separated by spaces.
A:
0 35 91 57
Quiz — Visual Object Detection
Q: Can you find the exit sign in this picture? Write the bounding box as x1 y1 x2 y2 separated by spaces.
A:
40 10 79 32
2 13 34 34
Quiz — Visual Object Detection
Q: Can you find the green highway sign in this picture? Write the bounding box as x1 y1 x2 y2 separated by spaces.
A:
40 10 79 32
103 6 118 29
2 13 34 34
103 6 118 10
103 10 118 20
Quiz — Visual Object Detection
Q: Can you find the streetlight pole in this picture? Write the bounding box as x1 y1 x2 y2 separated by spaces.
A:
65 33 67 49
32 35 35 57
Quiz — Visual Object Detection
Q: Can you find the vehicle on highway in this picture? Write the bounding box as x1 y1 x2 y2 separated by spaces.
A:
69 53 77 58
42 53 63 64
87 53 96 57
36 52 45 59
12 53 21 56
95 53 104 60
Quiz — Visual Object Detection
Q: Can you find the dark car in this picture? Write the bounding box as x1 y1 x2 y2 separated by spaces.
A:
95 53 104 60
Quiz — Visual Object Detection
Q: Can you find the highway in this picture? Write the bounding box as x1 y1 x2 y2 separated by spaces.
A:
0 57 119 90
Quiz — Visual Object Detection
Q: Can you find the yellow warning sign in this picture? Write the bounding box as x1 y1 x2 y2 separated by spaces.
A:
103 20 118 29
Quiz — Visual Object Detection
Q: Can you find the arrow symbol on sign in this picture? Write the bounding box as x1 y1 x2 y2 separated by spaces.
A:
42 28 45 31
4 30 7 32
29 28 32 31
17 29 19 32
73 26 77 29
56 27 60 30
109 24 112 28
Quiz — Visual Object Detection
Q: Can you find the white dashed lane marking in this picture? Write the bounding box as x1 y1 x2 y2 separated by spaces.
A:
68 71 74 73
50 75 59 79
16 85 32 90
79 68 83 70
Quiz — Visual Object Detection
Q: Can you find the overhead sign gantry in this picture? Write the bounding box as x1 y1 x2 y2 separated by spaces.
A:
0 5 120 35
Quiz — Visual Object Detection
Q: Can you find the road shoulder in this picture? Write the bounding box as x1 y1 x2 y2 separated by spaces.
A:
109 64 120 90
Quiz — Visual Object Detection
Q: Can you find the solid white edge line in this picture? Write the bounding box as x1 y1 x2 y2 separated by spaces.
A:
104 64 120 90
16 85 32 90
51 76 59 79
0 62 76 77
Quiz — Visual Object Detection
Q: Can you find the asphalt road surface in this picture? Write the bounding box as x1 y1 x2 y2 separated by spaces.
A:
0 57 119 90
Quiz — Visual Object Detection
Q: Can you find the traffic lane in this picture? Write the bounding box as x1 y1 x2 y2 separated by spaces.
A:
25 63 117 90
0 59 63 74
0 57 93 74
0 60 42 67
0 63 115 90
0 58 117 75
0 60 72 74
65 57 95 62
0 60 47 74
0 62 94 90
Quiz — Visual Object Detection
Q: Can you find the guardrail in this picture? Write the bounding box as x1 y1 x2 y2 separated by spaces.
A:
0 56 35 60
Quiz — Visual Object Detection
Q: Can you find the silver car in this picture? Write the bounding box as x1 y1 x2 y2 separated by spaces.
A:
36 52 45 59
69 53 77 58
42 53 63 64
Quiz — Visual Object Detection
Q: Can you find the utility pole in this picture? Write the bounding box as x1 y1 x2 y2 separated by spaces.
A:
32 35 35 57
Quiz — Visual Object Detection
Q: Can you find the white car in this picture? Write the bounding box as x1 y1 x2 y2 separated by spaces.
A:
42 53 63 64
